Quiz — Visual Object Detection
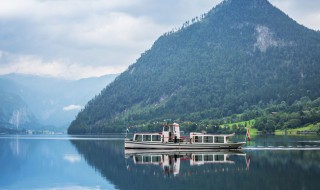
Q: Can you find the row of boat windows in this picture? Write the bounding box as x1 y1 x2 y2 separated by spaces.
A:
135 155 161 163
134 155 226 163
134 135 226 143
193 155 225 162
193 136 225 143
135 135 161 142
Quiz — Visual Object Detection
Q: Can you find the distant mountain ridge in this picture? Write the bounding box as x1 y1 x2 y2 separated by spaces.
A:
68 0 320 134
0 74 118 131
0 91 39 130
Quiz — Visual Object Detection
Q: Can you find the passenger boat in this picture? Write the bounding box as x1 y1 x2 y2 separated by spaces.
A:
124 123 245 149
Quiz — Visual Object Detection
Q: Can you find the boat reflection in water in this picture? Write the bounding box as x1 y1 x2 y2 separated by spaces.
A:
125 149 249 177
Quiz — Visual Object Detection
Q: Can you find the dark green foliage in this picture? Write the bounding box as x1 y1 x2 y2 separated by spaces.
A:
68 0 320 134
254 97 320 132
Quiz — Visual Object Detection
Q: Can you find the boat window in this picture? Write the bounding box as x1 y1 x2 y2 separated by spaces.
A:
135 135 142 142
204 155 214 161
143 135 151 141
214 136 224 143
135 155 142 162
164 126 169 131
152 135 161 141
152 156 161 162
194 155 203 161
194 136 203 143
143 156 150 162
204 136 213 143
214 155 224 161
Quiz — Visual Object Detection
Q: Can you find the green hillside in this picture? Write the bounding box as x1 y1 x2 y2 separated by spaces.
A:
68 0 320 134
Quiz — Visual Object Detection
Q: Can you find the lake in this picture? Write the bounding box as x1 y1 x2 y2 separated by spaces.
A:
0 135 320 190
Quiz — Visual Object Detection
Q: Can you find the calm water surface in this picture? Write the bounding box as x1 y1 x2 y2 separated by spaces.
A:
0 134 320 190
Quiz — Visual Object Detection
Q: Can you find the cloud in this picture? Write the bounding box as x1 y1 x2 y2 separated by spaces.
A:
63 105 83 111
0 50 124 79
35 186 102 190
0 0 178 79
63 154 81 163
0 0 138 19
0 0 318 79
70 12 165 48
269 0 320 30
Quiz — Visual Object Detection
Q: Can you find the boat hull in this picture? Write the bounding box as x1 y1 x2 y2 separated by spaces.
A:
125 140 245 149
125 148 245 155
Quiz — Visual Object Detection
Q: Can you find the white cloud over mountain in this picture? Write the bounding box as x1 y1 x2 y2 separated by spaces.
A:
0 0 318 79
63 105 83 111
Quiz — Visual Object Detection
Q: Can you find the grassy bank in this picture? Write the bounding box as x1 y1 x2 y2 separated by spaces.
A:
220 119 257 136
275 122 320 135
220 119 319 136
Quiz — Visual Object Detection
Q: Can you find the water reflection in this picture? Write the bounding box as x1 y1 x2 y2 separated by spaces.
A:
71 135 320 190
1 135 319 189
0 136 320 190
6 136 29 158
125 149 248 177
0 135 115 189
70 139 252 189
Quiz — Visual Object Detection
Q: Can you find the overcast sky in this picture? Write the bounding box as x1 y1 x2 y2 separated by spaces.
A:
0 0 319 80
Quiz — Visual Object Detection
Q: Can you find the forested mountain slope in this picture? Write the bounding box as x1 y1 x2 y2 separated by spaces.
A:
69 0 320 134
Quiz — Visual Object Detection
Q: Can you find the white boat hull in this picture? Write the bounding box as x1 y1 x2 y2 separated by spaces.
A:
125 140 245 149
124 148 245 155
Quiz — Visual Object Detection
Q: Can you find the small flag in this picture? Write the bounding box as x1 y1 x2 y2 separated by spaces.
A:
246 128 250 142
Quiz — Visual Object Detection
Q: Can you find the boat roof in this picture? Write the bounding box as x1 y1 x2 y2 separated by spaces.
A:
133 132 235 136
190 132 235 137
133 132 162 135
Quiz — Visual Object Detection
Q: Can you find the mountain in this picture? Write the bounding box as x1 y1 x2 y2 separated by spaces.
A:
0 91 39 131
68 0 320 134
0 74 118 130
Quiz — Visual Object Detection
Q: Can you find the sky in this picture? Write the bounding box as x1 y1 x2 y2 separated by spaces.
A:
0 0 319 80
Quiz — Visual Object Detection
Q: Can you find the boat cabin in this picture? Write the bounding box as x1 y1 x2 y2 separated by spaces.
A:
129 123 236 146
133 133 162 142
190 133 232 144
162 123 181 143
